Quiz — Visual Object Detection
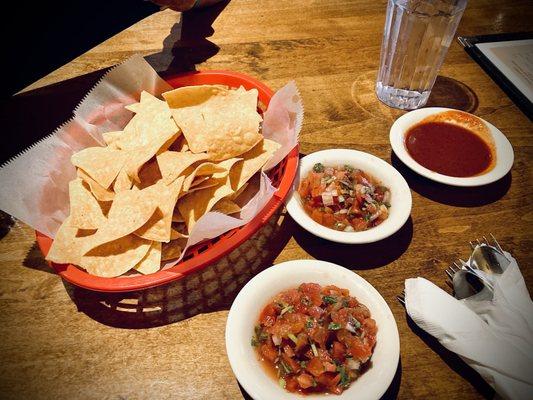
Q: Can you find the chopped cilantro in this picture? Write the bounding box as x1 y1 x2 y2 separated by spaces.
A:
279 360 292 374
251 337 258 347
344 165 355 172
328 322 342 330
279 377 286 389
323 295 337 305
306 318 314 329
336 365 351 388
313 163 325 173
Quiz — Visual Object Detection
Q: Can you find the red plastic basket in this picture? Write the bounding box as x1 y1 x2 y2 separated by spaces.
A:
36 70 299 292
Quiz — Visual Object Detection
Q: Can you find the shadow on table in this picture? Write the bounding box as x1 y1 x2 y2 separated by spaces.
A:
406 315 495 399
391 152 512 207
146 0 230 76
49 210 293 329
425 76 479 113
239 359 402 399
290 214 413 270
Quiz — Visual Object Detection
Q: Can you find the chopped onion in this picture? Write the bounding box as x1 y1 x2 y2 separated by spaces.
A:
345 322 356 333
338 195 345 203
338 209 348 214
343 225 355 232
364 194 374 203
272 335 282 346
347 358 361 371
321 193 334 206
383 190 391 204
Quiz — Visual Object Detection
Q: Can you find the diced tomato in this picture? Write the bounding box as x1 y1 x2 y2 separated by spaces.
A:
306 357 325 377
352 304 371 322
278 288 302 306
331 341 346 362
259 342 277 362
321 285 348 296
299 283 323 306
282 353 301 373
294 333 308 353
308 306 324 319
348 337 372 361
259 303 278 327
322 213 335 227
269 313 307 338
309 325 328 347
310 209 323 224
351 218 368 231
362 317 378 336
283 344 295 358
298 178 311 198
324 361 337 372
285 376 299 392
316 372 341 388
296 373 315 389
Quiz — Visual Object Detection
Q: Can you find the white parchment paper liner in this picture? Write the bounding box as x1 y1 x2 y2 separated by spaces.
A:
0 54 302 267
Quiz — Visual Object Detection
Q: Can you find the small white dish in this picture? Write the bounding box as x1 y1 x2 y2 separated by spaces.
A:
389 107 514 187
285 149 412 244
225 259 400 400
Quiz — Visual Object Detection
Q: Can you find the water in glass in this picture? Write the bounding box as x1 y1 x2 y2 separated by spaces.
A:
376 0 467 110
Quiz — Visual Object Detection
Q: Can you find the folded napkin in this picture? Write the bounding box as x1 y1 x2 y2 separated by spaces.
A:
405 254 533 400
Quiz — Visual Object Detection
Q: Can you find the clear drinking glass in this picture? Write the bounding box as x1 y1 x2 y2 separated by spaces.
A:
376 0 467 110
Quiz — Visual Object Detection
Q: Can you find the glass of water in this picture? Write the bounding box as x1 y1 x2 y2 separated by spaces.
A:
376 0 467 110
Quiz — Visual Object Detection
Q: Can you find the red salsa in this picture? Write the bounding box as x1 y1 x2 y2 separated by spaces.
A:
405 121 494 177
298 164 391 231
252 283 378 395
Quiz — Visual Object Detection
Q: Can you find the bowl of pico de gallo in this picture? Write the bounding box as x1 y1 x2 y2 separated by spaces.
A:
286 149 412 244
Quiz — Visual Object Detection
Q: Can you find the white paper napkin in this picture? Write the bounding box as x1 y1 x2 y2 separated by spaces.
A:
405 255 533 400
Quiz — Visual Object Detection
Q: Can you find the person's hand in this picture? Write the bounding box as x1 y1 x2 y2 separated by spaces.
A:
150 0 223 12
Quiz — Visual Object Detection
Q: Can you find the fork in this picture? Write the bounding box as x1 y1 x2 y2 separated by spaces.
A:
397 290 405 306
469 233 506 257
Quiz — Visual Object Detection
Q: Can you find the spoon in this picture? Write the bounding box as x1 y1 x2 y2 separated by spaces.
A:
469 244 510 275
452 269 493 300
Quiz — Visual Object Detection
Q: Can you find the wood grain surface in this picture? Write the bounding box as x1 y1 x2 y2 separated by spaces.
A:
2 1 532 399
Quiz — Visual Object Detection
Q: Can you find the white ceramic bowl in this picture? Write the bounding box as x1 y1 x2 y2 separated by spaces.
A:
390 107 514 187
286 149 412 244
225 260 400 400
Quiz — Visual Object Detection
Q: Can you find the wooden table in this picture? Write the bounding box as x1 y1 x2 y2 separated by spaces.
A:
1 1 532 399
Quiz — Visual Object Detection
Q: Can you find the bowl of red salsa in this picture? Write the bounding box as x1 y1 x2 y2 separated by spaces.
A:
286 149 412 244
225 259 400 400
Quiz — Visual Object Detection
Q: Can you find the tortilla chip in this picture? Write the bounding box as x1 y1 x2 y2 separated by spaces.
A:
77 168 115 202
172 208 184 223
212 157 242 179
229 139 281 191
170 228 189 240
156 151 208 185
179 178 219 197
213 198 241 215
182 162 226 192
67 179 106 230
45 217 92 265
230 182 248 201
71 147 127 189
114 169 133 193
102 131 123 147
136 159 162 189
163 85 263 160
81 185 160 254
177 175 235 231
117 91 179 150
125 102 141 113
135 178 184 242
161 239 187 261
81 235 152 277
134 241 162 274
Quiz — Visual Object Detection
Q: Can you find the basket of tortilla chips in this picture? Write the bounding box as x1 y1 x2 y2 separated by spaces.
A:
35 70 299 292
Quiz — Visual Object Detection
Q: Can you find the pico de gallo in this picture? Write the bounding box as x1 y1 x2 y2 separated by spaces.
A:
252 283 378 395
298 163 391 232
